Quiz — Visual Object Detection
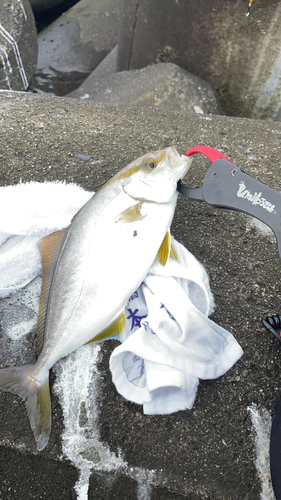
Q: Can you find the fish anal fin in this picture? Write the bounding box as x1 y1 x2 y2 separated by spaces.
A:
37 228 68 354
157 230 171 266
85 311 126 344
115 203 145 224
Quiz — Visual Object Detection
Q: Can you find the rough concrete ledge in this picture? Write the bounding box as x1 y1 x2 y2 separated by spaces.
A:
0 91 281 499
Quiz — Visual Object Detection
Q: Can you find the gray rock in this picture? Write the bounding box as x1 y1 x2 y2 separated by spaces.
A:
68 44 118 99
31 0 122 95
117 0 281 121
87 44 118 83
1 90 281 498
68 62 223 116
0 0 37 91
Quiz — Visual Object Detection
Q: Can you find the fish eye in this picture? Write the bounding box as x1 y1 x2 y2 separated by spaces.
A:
142 157 157 172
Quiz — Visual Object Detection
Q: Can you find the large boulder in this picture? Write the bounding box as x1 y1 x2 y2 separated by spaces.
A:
117 0 281 121
0 90 281 498
32 0 122 95
68 62 223 115
67 44 118 98
0 0 37 91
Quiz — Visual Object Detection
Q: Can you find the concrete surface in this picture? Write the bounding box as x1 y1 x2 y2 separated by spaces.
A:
0 91 281 499
0 0 37 91
117 0 281 121
31 0 122 95
68 62 223 116
67 44 118 98
78 44 118 88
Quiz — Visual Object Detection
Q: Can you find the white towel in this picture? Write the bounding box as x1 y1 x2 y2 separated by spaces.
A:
0 181 243 414
0 182 92 296
110 239 243 414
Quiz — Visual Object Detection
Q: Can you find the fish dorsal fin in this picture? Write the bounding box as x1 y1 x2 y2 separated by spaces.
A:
157 230 171 266
115 203 145 224
170 239 179 262
37 228 68 354
85 310 126 344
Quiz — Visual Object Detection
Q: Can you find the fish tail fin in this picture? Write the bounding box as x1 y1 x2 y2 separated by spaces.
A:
0 364 51 451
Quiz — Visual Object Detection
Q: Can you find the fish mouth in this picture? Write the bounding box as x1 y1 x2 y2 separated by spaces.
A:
167 146 180 168
166 146 192 179
167 146 192 180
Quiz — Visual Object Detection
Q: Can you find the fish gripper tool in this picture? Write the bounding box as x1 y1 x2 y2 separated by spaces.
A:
177 145 281 259
262 315 281 345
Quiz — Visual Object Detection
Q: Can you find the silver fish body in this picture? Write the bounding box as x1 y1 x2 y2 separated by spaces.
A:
0 146 191 449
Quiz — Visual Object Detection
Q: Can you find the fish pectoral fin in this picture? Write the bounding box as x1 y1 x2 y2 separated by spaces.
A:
170 238 179 262
0 364 51 451
115 203 145 224
37 228 68 354
85 310 126 344
157 230 171 266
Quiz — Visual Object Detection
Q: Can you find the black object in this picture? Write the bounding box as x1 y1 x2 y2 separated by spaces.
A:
271 398 281 500
178 158 281 258
262 315 281 345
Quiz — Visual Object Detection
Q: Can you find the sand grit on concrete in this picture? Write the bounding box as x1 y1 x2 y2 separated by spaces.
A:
0 91 281 498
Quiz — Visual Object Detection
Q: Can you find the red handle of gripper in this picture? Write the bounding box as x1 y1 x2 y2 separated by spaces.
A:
184 145 231 163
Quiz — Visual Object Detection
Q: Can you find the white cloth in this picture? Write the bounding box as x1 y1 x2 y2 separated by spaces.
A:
0 182 92 296
111 239 243 414
0 181 243 414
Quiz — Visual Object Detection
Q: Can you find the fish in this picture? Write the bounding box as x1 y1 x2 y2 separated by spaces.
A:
0 146 192 450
